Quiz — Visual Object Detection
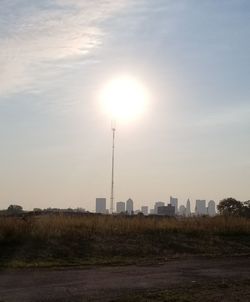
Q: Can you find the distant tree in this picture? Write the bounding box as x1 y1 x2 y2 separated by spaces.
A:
243 200 250 208
217 198 243 216
7 204 23 214
137 212 144 217
242 201 250 218
76 207 86 213
33 208 42 212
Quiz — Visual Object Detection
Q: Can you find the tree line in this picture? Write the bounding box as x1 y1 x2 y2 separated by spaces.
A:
217 198 250 218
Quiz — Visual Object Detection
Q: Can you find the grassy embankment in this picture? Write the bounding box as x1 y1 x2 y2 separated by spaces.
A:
0 214 250 268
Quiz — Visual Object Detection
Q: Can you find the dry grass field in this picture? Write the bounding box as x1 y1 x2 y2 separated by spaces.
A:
0 214 250 267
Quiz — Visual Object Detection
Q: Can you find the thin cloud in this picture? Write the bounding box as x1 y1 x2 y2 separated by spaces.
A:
0 0 129 97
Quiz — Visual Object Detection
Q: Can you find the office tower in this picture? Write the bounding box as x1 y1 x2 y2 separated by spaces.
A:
154 201 165 214
207 200 216 216
170 196 178 214
150 209 155 215
195 200 206 216
126 198 134 214
186 198 191 216
116 201 125 213
179 205 186 216
157 204 175 216
96 198 106 214
141 206 148 215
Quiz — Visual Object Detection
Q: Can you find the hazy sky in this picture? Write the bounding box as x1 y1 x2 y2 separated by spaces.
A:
0 0 250 211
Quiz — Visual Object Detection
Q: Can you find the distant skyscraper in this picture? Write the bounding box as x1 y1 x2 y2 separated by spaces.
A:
157 204 175 216
96 198 106 214
150 209 155 215
179 205 186 216
154 201 165 214
116 201 125 213
207 200 216 216
195 200 206 216
141 206 148 215
170 196 178 214
126 198 134 214
186 199 191 216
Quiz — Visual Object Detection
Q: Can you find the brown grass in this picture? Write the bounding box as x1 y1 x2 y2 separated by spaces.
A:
0 215 249 267
2 214 248 235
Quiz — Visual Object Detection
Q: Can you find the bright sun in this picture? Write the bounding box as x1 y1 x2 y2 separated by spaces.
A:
100 75 149 122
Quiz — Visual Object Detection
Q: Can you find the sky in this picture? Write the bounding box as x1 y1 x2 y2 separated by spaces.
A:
0 0 249 212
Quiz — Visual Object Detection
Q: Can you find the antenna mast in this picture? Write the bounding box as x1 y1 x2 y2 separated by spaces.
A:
110 121 116 214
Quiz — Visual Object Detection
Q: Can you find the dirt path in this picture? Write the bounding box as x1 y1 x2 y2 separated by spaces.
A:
0 257 249 302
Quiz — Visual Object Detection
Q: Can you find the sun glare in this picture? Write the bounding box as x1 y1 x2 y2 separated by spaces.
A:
100 75 149 122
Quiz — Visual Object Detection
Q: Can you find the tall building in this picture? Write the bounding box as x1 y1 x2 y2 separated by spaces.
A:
154 201 165 214
170 196 178 214
179 205 186 216
141 206 148 215
157 204 175 216
186 199 191 216
96 198 106 214
149 209 155 215
207 200 216 216
195 200 206 216
116 201 125 213
126 198 134 215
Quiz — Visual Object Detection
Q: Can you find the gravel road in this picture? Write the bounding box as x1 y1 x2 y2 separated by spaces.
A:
0 257 249 302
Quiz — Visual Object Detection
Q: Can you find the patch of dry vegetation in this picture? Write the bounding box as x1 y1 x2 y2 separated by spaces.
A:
0 215 250 267
115 280 250 302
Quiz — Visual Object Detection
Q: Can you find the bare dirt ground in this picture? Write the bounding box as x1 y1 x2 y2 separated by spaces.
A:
0 256 249 302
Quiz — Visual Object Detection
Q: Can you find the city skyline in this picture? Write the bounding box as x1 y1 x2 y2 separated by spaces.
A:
0 1 249 211
94 196 216 216
2 194 219 214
